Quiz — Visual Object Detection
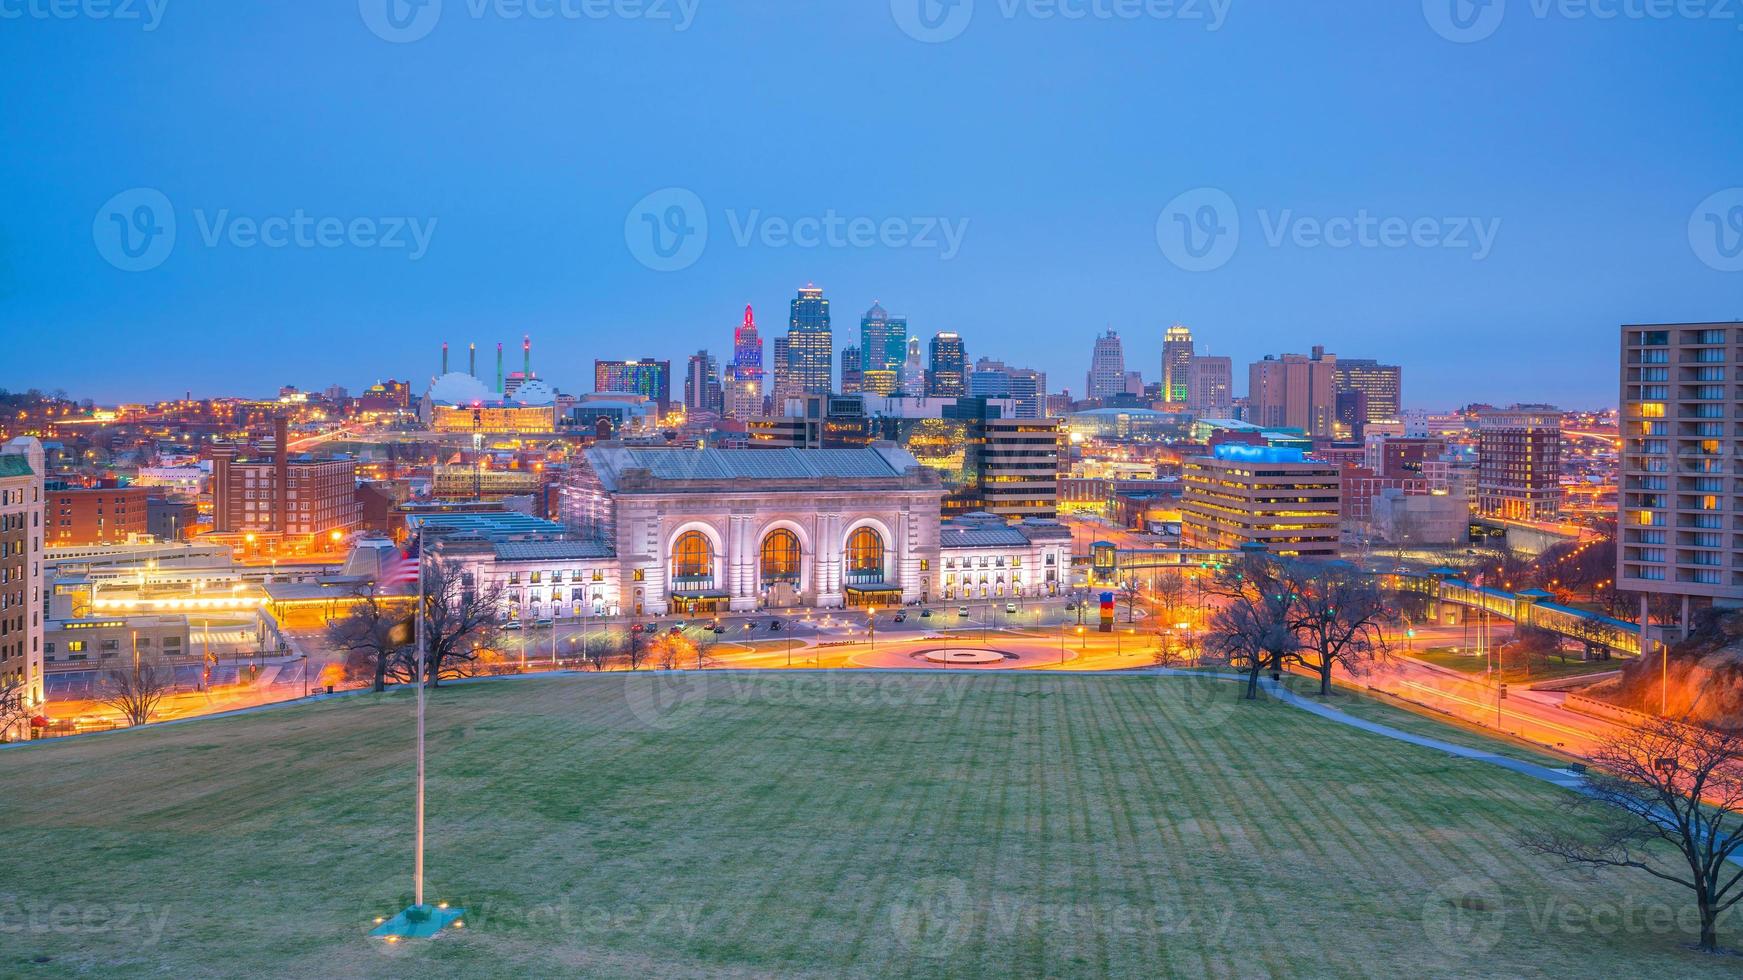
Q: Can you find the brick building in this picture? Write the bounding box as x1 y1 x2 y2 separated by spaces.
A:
47 483 150 546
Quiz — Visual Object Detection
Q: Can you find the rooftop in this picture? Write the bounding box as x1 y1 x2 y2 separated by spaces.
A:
493 539 613 562
585 445 925 490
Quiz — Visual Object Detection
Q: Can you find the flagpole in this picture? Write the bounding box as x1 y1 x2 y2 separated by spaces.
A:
414 526 425 909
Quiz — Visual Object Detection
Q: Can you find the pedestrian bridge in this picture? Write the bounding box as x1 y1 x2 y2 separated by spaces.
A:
1395 575 1641 657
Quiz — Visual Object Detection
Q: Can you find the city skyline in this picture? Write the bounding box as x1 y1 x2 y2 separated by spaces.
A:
7 7 1738 406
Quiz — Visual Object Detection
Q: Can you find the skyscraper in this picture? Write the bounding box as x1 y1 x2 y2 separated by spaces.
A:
900 337 927 397
1162 325 1195 403
839 346 864 394
927 332 967 398
1248 347 1338 437
859 303 909 375
595 358 673 411
787 284 833 396
684 350 722 414
1477 406 1562 522
771 336 793 408
1087 330 1126 400
1185 355 1233 417
1333 358 1403 423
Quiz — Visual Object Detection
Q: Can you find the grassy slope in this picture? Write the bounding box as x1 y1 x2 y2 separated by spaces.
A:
0 672 1734 979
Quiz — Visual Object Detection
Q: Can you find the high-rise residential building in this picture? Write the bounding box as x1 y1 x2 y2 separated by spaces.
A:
1087 330 1127 400
1476 406 1562 522
1185 355 1234 417
209 418 362 540
1180 445 1342 558
859 303 909 375
595 358 673 411
727 304 764 418
770 336 794 408
1334 358 1403 423
840 346 864 394
683 350 722 414
787 284 833 396
1248 347 1338 437
1620 323 1743 609
927 333 968 398
900 337 927 397
0 437 44 739
1162 325 1195 403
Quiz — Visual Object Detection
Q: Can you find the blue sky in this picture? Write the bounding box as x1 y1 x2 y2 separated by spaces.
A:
2 0 1739 408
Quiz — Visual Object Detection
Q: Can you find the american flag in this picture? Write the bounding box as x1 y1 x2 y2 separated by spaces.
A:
381 541 421 591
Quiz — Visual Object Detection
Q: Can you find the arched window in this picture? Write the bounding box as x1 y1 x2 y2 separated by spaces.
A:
761 530 801 582
671 531 713 580
846 527 884 578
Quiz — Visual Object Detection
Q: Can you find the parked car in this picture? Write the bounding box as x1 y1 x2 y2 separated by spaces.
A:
630 623 647 634
711 625 726 634
1064 602 1078 611
1005 603 1018 614
958 606 970 617
921 609 932 619
893 613 906 623
502 621 522 631
769 620 784 632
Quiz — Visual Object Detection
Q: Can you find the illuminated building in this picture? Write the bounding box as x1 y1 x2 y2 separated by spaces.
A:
937 512 1071 600
1186 356 1233 418
977 417 1063 519
209 418 362 539
861 369 901 397
1087 330 1126 400
786 284 834 397
1476 406 1562 522
1333 358 1403 424
0 437 45 736
47 484 149 546
859 303 909 376
900 337 927 398
562 445 943 614
594 359 672 412
684 351 723 413
432 464 545 501
771 336 794 406
1162 325 1194 404
1180 445 1342 557
1620 323 1743 608
839 346 863 394
926 333 967 398
421 369 560 434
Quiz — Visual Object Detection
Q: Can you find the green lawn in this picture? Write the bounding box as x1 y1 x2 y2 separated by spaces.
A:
0 672 1735 978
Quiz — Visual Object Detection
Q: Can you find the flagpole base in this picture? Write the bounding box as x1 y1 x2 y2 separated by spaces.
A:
370 904 465 941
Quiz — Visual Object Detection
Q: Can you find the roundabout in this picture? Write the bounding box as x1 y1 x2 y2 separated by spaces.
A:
917 648 1008 666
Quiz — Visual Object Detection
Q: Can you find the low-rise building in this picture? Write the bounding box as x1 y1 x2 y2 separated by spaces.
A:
937 513 1072 601
1180 445 1342 558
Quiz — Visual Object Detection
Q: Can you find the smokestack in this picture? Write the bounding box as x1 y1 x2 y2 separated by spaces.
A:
442 342 449 374
274 415 289 535
469 343 477 377
523 334 531 380
496 343 504 395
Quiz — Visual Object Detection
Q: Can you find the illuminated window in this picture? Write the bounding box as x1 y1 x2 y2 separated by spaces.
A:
671 531 713 579
759 530 802 583
1637 402 1665 418
847 527 885 574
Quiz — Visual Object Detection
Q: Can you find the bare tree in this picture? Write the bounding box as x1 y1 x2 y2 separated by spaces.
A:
399 558 504 687
1287 562 1392 697
1525 715 1743 953
0 679 31 741
325 585 408 693
582 632 611 671
1118 580 1143 624
1203 555 1300 700
96 662 172 727
624 625 650 672
1151 569 1190 630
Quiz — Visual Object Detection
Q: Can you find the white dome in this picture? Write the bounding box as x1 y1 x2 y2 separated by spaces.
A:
514 380 557 405
427 372 492 406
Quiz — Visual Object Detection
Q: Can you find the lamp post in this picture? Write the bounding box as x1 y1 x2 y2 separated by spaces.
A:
867 607 877 653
